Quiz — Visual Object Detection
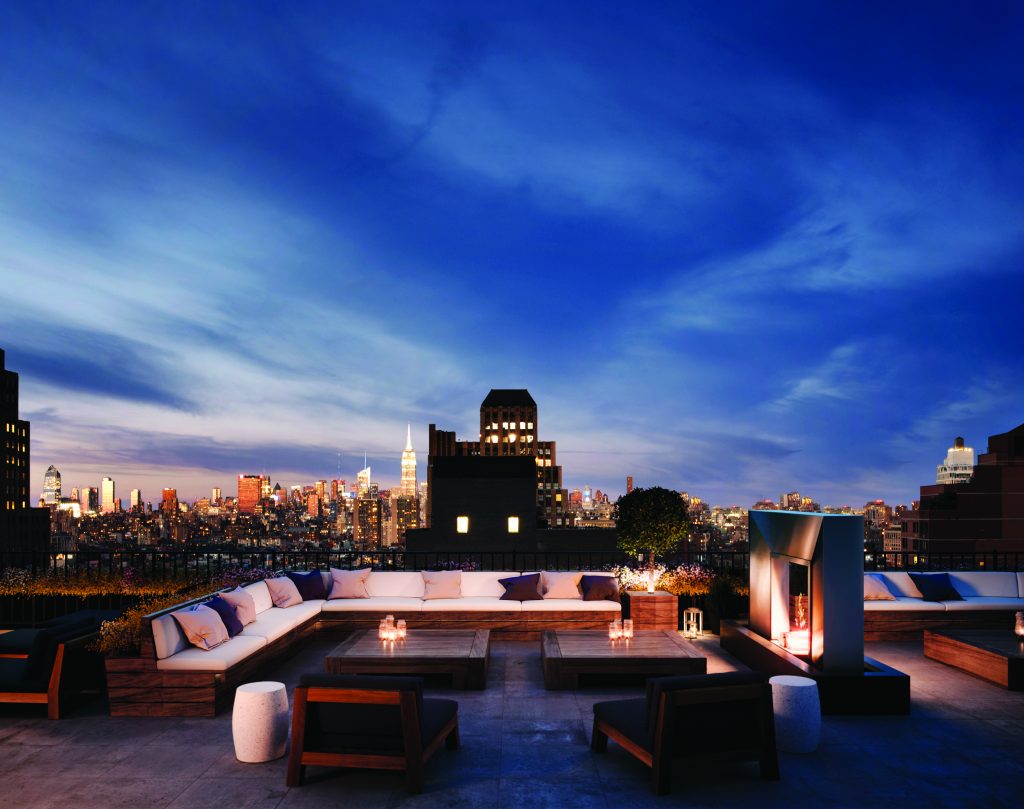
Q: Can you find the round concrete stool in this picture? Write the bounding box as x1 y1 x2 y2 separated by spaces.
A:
769 675 821 753
232 681 289 763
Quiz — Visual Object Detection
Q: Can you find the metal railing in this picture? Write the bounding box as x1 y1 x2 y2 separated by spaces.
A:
2 548 1022 579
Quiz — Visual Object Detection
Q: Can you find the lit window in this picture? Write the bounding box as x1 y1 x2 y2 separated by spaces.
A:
528 422 534 429
508 433 516 442
519 421 525 429
502 422 508 429
507 516 519 533
456 516 469 534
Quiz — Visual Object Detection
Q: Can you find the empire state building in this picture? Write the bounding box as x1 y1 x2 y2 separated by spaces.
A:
400 425 418 497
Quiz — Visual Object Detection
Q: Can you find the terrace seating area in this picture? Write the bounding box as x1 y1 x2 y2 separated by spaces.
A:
0 635 1022 807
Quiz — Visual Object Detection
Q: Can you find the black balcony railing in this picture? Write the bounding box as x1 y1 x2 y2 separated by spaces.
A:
1 548 1022 579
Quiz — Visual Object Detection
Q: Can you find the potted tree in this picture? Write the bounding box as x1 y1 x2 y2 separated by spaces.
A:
615 487 690 624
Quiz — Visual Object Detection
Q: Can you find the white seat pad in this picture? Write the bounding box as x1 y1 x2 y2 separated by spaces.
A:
942 597 1024 611
459 572 520 598
239 607 306 643
521 599 621 612
863 597 946 612
420 597 522 612
320 597 424 613
366 571 426 598
244 581 274 614
156 636 267 671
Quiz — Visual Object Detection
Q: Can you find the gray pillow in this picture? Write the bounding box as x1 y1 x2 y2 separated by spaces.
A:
329 567 372 599
171 604 230 651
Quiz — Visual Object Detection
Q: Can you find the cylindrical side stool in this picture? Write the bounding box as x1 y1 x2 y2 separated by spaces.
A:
232 681 289 763
769 675 821 753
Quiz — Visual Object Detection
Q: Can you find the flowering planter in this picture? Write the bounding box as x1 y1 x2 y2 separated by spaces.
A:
0 594 139 627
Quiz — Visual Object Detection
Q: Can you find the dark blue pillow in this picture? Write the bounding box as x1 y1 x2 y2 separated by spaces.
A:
581 575 620 602
287 570 328 601
908 572 963 602
205 595 244 637
498 573 543 601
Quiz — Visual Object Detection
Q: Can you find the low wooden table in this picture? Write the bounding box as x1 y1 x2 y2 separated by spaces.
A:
324 629 490 690
541 629 706 689
924 629 1023 690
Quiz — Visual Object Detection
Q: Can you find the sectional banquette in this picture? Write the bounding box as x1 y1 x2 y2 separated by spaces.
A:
864 571 1024 640
107 570 621 717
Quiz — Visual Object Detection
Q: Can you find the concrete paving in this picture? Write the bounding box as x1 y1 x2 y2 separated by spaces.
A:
1 637 1022 808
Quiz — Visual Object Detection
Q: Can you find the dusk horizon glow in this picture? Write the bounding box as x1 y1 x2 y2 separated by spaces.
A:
2 3 1023 508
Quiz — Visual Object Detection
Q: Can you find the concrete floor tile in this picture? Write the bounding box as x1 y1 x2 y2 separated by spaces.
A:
388 777 500 809
167 776 287 809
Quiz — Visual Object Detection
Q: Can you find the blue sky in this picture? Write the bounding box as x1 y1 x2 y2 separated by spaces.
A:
1 2 1022 507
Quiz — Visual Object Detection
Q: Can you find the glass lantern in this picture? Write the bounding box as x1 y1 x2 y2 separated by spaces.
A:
1015 611 1024 640
683 607 703 640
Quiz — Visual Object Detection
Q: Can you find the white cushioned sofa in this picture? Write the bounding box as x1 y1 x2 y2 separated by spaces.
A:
110 570 621 717
863 571 1024 640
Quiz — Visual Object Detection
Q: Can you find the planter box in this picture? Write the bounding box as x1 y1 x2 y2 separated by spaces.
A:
0 595 139 627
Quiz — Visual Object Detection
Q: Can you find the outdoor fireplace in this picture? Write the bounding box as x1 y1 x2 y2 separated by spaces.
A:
722 509 910 713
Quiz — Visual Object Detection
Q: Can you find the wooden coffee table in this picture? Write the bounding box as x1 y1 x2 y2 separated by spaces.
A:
541 630 707 689
324 629 490 690
924 629 1023 690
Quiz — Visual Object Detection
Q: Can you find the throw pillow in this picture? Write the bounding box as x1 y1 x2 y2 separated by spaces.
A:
498 573 543 601
581 575 620 602
908 572 963 602
422 570 462 600
205 594 244 637
329 567 372 599
863 574 896 601
540 571 584 599
220 587 257 626
265 576 304 608
171 604 229 651
287 570 328 601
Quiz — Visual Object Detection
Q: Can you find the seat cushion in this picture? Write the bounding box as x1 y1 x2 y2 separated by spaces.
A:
0 658 47 692
420 597 522 612
870 572 925 598
422 697 459 746
521 599 621 612
238 606 312 643
460 572 520 598
0 628 39 656
947 572 1019 598
366 571 427 598
320 597 423 613
864 574 897 601
152 613 191 659
941 597 1024 611
863 597 947 612
156 635 267 671
594 697 650 751
645 671 769 741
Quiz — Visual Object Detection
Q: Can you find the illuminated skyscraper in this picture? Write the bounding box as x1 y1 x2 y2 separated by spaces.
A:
1 348 48 550
400 425 417 497
42 465 61 506
937 436 975 485
211 487 221 504
357 463 371 496
81 487 98 514
101 477 116 514
161 488 178 514
130 489 143 511
237 474 262 513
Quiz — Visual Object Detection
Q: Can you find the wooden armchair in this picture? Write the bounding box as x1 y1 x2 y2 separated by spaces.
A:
591 671 779 795
0 623 102 719
286 673 460 793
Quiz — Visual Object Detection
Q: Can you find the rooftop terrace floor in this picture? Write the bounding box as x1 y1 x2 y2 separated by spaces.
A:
2 637 1023 808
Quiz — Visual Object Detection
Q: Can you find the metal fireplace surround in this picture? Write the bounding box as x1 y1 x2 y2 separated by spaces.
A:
721 510 910 714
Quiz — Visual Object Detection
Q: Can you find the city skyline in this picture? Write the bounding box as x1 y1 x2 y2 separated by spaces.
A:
2 5 1023 508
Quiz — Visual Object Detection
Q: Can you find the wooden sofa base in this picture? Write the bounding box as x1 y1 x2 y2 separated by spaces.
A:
865 610 1020 641
109 610 619 716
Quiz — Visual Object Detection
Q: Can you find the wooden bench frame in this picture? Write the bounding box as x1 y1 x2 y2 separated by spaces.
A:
865 608 1021 641
106 590 621 717
0 632 99 719
287 682 459 793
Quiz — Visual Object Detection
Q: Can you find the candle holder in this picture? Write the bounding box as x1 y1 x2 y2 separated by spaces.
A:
1014 611 1024 640
622 619 634 639
608 620 623 640
396 619 407 640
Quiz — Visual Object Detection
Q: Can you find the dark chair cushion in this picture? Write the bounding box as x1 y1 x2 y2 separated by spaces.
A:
594 697 650 750
498 573 543 601
0 659 47 692
22 621 96 685
581 575 620 602
908 572 963 602
43 610 120 628
288 571 328 601
0 628 40 656
205 595 244 637
645 671 770 742
421 697 459 746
